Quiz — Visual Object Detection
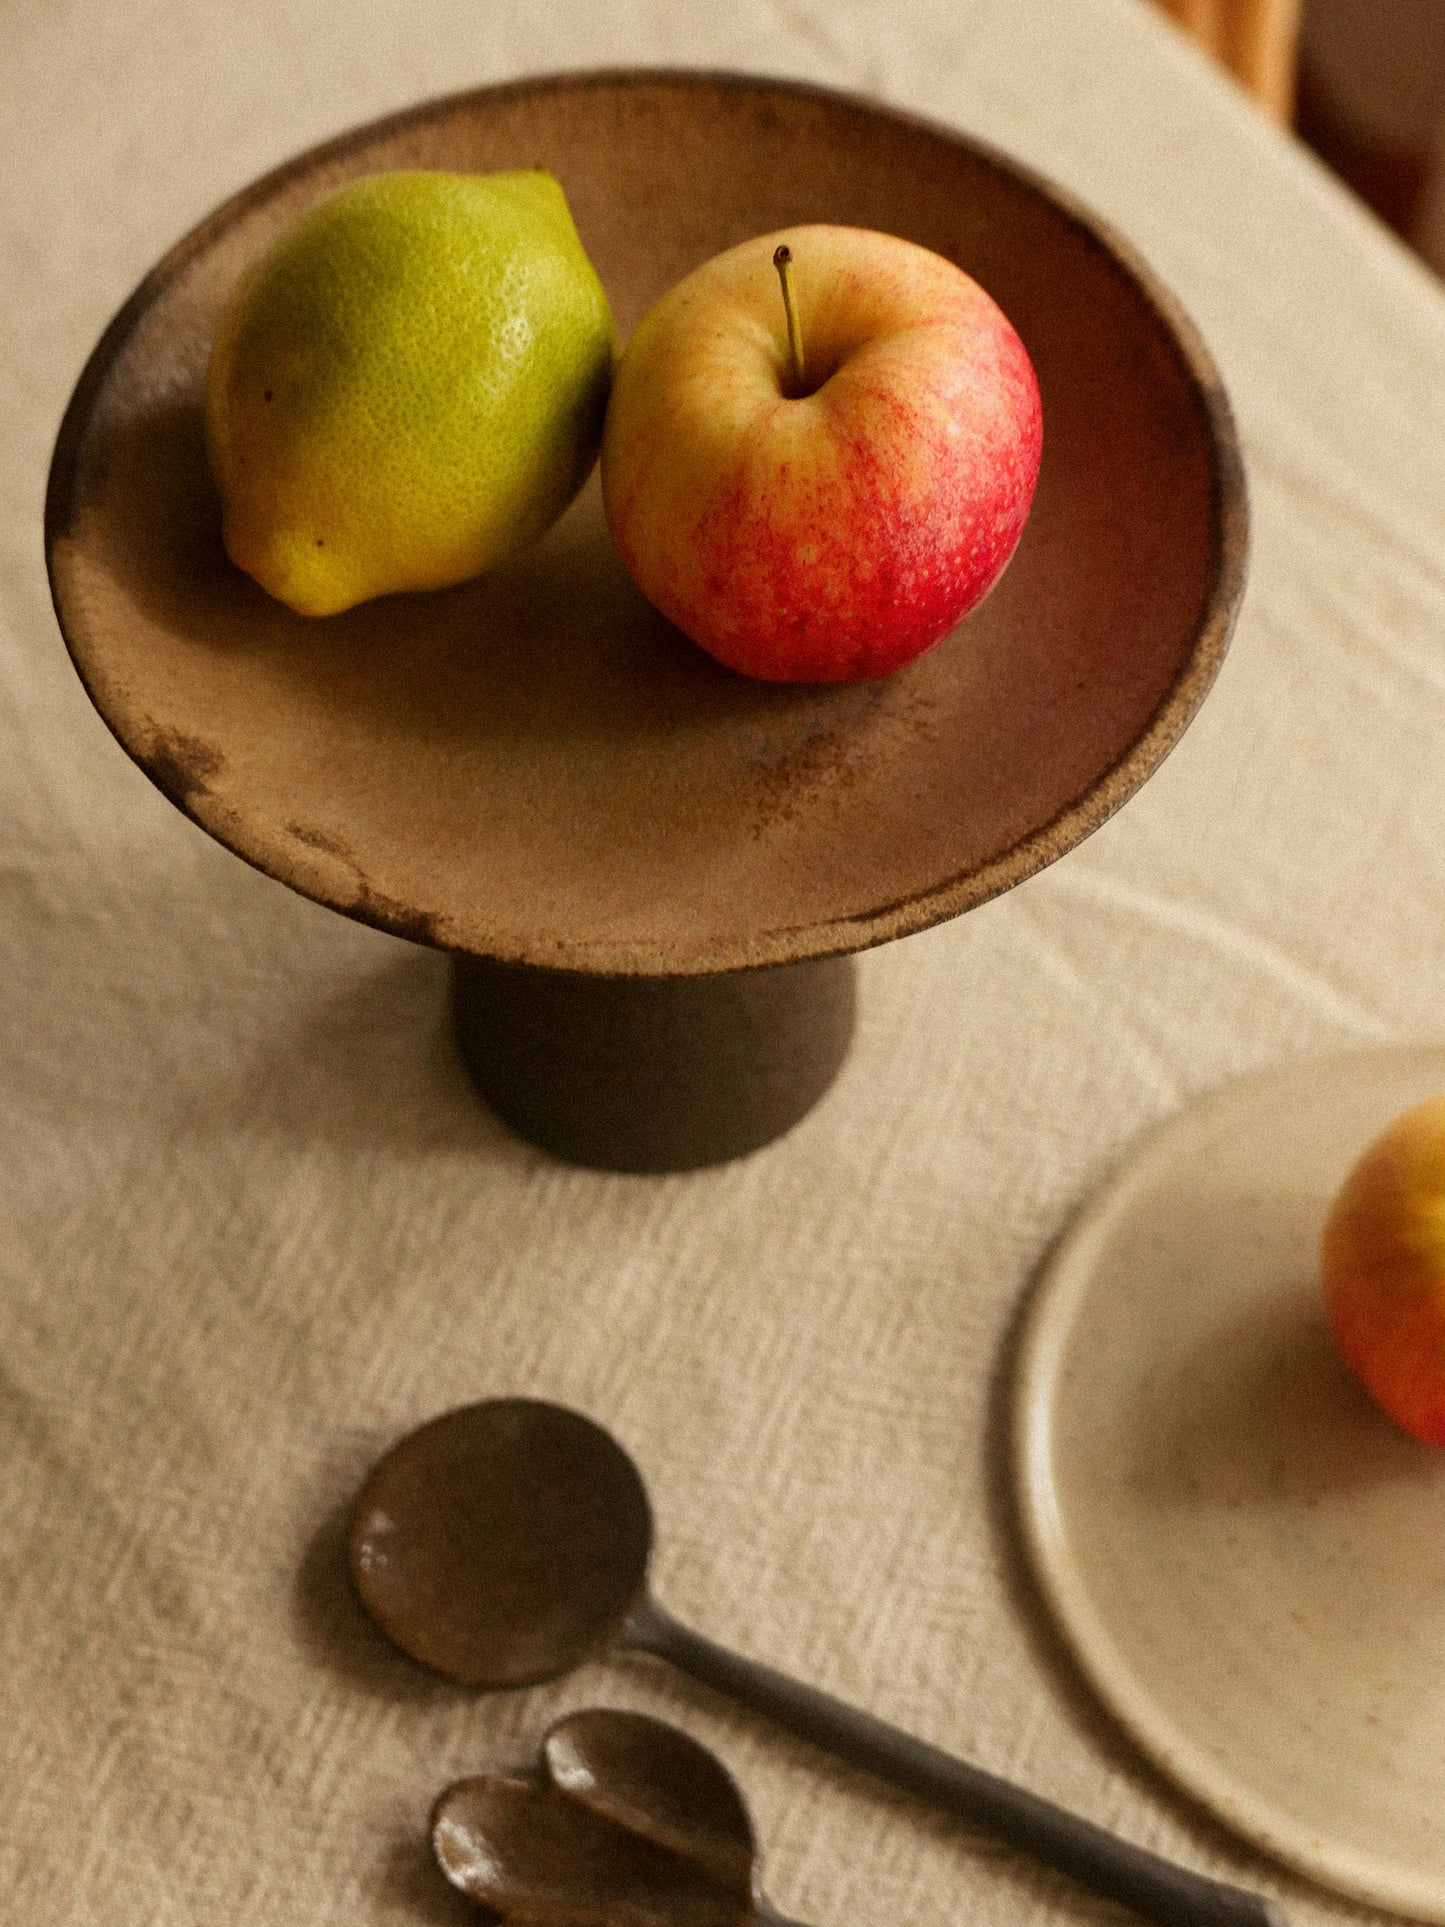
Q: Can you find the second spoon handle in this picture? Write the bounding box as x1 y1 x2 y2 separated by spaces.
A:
620 1596 1285 1927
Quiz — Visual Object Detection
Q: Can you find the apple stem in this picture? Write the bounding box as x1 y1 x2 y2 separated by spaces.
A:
773 244 806 396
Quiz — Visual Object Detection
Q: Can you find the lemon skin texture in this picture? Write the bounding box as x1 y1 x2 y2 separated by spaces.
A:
205 170 615 617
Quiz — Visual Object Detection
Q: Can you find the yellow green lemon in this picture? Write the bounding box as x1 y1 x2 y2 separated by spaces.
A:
205 169 615 616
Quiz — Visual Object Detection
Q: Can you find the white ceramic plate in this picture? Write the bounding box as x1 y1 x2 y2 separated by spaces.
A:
1014 1046 1445 1919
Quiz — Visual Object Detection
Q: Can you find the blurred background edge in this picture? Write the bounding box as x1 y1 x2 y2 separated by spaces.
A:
1151 0 1445 275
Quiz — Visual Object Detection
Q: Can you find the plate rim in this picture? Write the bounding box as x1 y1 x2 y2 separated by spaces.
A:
1012 1043 1445 1919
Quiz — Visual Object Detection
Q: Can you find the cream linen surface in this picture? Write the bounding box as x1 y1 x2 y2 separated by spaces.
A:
4 1 1445 1923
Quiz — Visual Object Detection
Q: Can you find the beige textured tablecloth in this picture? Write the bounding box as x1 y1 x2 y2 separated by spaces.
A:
4 1 1445 1922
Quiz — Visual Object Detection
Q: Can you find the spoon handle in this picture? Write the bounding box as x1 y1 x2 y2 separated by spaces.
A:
622 1598 1285 1927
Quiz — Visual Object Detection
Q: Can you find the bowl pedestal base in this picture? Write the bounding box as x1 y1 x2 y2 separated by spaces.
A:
451 953 856 1173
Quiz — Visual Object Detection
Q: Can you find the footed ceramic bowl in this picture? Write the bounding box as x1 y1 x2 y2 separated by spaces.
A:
45 72 1245 1168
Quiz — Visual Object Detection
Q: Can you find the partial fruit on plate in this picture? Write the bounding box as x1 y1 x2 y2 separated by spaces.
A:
600 224 1042 683
1322 1093 1445 1444
205 169 615 616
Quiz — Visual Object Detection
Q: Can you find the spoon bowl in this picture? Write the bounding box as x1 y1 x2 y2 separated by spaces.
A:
432 1775 748 1927
350 1399 650 1688
432 1709 807 1926
545 1708 757 1893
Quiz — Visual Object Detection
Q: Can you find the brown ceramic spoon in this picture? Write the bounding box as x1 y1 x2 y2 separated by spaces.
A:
543 1708 757 1892
350 1400 1286 1927
431 1777 750 1927
431 1709 810 1926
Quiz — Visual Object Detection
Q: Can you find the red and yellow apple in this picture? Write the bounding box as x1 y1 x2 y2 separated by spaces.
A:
600 225 1042 683
1322 1094 1445 1444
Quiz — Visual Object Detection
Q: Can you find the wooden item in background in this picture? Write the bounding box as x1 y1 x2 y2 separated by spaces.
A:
1153 0 1304 119
1295 0 1445 266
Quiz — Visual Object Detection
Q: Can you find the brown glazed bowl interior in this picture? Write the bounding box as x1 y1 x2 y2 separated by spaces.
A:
46 71 1245 976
